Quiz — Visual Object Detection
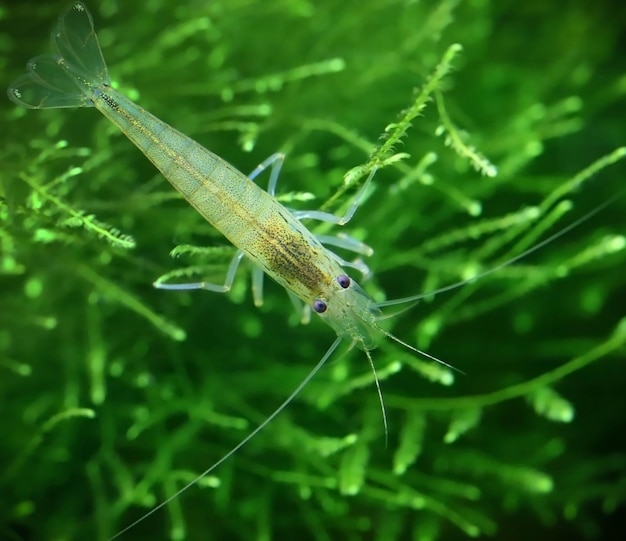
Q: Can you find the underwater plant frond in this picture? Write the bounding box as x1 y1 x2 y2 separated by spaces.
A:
443 407 482 443
20 169 135 249
1 407 95 486
371 43 464 165
527 387 574 423
385 316 626 413
541 146 626 211
76 265 185 341
168 244 236 259
392 411 425 475
434 90 498 177
322 43 464 212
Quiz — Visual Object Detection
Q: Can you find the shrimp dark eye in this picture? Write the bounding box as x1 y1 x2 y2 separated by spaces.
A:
337 274 350 288
313 299 327 313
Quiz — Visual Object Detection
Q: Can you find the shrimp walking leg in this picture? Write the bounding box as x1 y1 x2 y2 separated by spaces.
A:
316 233 373 278
247 152 285 195
316 233 373 257
251 266 264 307
154 250 245 291
292 167 378 225
324 249 371 278
286 289 312 324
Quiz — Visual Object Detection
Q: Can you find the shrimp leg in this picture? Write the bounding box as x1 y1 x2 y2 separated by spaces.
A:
292 167 377 224
155 251 268 307
154 250 246 292
247 152 285 196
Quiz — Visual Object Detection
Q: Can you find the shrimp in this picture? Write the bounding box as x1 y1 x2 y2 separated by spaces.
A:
7 3 619 539
8 2 387 348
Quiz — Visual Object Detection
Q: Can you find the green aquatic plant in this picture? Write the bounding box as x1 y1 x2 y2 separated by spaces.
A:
2 1 625 540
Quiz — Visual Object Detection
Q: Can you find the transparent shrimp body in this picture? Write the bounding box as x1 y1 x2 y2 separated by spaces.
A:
8 2 384 350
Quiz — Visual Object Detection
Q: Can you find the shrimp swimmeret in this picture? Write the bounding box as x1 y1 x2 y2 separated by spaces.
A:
7 2 618 539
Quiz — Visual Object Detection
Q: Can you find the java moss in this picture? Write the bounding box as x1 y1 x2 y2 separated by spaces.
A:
2 1 625 540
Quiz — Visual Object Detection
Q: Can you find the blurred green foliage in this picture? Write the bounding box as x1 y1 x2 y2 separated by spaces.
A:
1 1 625 540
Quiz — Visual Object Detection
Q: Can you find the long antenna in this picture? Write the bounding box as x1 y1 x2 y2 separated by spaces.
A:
363 347 389 445
377 193 623 308
108 337 343 540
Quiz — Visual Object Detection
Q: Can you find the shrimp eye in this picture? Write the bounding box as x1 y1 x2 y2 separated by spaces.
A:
313 299 327 313
337 274 351 288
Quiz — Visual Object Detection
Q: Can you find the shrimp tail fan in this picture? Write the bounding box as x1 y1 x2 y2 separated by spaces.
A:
7 2 110 109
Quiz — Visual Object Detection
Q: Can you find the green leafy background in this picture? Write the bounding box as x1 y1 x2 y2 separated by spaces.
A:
1 1 625 540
